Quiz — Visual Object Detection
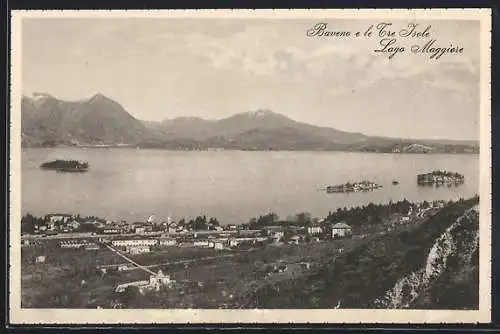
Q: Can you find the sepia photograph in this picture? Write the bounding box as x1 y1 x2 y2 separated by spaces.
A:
9 9 491 324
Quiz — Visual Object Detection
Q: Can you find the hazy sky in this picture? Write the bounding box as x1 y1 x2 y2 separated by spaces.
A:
21 18 480 140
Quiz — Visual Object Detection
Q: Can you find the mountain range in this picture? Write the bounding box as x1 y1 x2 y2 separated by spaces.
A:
21 93 479 153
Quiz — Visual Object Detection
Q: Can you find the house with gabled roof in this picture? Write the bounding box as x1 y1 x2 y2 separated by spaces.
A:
331 222 352 239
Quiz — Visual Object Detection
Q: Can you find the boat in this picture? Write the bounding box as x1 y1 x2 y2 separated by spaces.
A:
392 180 399 185
40 159 89 173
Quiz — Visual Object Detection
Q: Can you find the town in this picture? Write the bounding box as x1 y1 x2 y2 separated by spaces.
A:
21 197 460 309
21 198 448 252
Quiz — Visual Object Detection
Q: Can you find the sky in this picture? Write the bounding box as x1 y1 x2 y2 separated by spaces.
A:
21 17 481 140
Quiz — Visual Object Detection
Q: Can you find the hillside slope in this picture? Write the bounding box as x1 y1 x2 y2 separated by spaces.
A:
241 197 480 309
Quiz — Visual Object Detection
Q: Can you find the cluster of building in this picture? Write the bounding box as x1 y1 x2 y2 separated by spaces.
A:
408 200 445 219
23 210 369 259
28 219 355 255
27 213 226 236
386 200 446 232
26 214 113 235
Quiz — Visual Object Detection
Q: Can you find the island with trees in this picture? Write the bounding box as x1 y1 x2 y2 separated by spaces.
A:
417 170 465 187
40 160 89 173
326 181 382 193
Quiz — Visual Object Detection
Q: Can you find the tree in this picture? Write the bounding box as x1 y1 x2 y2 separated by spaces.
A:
21 213 37 234
295 213 312 226
120 286 141 308
209 217 220 227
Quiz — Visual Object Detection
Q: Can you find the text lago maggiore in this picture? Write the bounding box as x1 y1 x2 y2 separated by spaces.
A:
306 22 464 60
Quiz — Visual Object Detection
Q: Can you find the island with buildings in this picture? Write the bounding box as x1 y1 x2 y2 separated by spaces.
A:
40 160 89 173
326 181 382 193
417 170 465 187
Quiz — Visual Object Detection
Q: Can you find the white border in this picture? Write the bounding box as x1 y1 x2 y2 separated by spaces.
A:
9 8 492 324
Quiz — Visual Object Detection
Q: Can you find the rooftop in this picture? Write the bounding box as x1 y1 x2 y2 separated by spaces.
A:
332 222 351 229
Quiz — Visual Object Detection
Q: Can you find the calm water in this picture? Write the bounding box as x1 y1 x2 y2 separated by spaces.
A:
21 148 479 225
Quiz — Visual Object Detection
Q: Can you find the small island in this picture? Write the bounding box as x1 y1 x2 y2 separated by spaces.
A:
326 181 382 193
40 160 89 173
417 170 464 187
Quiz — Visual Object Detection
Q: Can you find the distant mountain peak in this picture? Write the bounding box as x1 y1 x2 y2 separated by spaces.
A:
21 92 150 147
82 93 123 108
245 109 277 118
86 92 108 101
25 92 54 101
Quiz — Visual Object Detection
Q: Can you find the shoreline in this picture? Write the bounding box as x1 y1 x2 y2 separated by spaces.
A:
20 146 480 155
21 196 478 239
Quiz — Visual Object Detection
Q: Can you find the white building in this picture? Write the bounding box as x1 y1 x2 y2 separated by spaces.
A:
289 236 300 245
148 270 174 290
331 222 352 239
214 241 224 250
134 227 146 234
159 238 177 247
264 226 284 238
272 236 282 244
273 231 285 239
126 245 151 255
102 228 120 234
118 265 131 271
400 216 410 222
228 239 240 247
166 226 177 234
35 255 46 263
300 262 311 270
85 243 100 251
111 239 158 248
67 221 80 229
307 226 323 236
59 240 90 249
49 215 72 224
193 240 210 247
115 270 174 293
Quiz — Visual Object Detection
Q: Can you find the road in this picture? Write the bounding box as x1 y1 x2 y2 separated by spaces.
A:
98 247 253 270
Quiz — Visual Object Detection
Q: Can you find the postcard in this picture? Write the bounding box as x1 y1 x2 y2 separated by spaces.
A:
9 8 491 324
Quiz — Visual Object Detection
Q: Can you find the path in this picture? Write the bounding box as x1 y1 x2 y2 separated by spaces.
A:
98 250 247 270
104 244 157 276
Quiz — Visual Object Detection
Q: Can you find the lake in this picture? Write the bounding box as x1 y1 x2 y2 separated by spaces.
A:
21 148 479 224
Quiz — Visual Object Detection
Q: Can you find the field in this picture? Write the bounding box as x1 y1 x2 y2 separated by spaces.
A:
22 236 364 308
